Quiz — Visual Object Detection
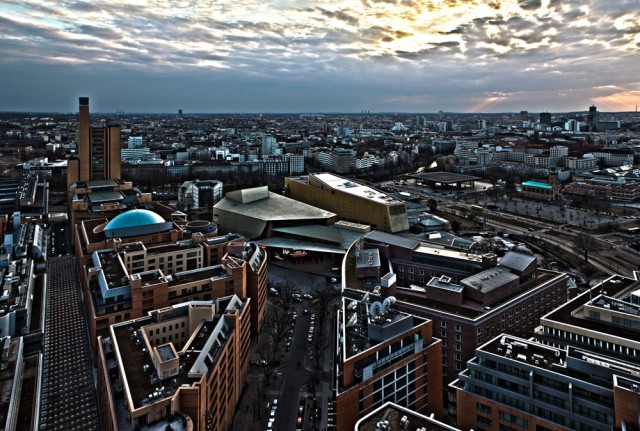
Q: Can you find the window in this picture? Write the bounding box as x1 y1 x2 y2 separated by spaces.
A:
477 402 492 414
477 415 492 427
455 324 462 332
441 321 447 328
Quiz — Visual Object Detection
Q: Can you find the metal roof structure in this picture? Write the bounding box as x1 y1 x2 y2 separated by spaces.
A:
499 250 536 273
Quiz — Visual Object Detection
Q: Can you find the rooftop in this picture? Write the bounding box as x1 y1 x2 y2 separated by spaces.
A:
311 173 405 206
104 209 166 231
340 296 422 359
355 402 460 431
215 189 336 221
409 171 481 184
111 297 242 409
462 266 519 293
522 180 552 189
541 275 640 343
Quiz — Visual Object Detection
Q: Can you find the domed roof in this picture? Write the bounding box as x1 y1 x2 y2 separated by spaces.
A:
104 209 166 231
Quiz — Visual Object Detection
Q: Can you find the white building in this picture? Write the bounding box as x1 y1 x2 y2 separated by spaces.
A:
128 136 143 149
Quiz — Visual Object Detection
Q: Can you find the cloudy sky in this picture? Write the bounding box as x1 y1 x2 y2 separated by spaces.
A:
1 0 639 113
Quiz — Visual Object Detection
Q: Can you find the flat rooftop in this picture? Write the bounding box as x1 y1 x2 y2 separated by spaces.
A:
480 335 640 390
355 402 460 431
542 275 640 343
168 265 228 286
312 173 405 206
215 190 336 221
410 172 481 184
113 315 218 408
342 297 421 359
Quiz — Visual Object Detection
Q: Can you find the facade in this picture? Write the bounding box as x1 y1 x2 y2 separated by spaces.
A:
73 209 267 357
68 97 121 187
452 334 640 431
331 148 356 174
97 296 250 431
335 296 443 431
178 179 223 210
285 173 409 233
521 181 555 201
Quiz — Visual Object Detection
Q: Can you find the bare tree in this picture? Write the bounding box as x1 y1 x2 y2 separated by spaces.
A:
574 232 602 262
263 303 293 347
256 336 280 386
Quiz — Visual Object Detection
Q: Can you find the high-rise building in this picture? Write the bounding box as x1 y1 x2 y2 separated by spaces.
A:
539 112 552 125
335 296 443 431
68 97 121 188
588 104 598 127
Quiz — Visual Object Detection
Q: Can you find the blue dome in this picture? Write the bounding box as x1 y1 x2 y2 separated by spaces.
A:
104 209 166 231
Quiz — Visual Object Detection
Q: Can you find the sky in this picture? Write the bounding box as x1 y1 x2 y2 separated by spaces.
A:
1 0 640 113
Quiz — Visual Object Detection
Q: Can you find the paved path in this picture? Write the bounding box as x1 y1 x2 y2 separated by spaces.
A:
39 255 101 431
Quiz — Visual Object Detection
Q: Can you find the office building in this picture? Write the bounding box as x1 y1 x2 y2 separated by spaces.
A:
331 148 356 174
343 235 569 390
539 112 552 126
73 208 267 356
451 334 640 431
97 296 250 431
535 274 640 362
68 97 121 188
178 179 223 210
335 295 443 431
285 173 409 233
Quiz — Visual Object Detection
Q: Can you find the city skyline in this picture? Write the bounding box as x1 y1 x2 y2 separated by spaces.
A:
1 0 640 113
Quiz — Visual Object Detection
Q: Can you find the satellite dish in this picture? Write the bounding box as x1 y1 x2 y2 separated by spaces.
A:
347 300 358 311
346 313 358 327
370 301 383 317
382 298 391 313
362 292 370 303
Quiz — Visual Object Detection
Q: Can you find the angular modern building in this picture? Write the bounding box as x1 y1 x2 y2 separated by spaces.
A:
96 296 251 431
213 185 337 239
335 295 443 431
285 173 409 233
451 334 640 431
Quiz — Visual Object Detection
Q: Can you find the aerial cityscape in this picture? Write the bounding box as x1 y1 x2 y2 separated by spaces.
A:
2 1 640 431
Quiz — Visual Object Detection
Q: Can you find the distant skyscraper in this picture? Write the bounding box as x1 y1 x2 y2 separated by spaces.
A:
519 110 528 120
539 112 552 125
68 97 121 187
588 105 598 130
178 109 183 116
